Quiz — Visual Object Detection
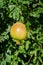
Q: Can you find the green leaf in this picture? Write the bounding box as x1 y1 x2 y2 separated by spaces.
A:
5 54 12 62
0 0 3 8
1 60 6 65
11 61 18 65
39 0 43 6
29 11 40 18
38 57 42 63
19 45 25 53
25 41 31 50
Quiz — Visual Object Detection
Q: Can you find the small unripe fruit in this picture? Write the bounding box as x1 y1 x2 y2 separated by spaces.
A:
10 22 27 41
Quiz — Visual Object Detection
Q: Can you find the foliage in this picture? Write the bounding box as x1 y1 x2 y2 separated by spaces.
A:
0 0 43 65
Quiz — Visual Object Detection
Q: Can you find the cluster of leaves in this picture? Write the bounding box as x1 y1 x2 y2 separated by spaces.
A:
0 0 43 65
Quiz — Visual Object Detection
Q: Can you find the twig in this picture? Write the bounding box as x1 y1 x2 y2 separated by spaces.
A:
27 54 33 64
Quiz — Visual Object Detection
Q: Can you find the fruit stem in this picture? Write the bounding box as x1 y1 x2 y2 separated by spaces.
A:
15 40 20 45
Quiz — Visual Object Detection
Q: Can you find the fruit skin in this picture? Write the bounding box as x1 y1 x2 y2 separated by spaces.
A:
10 22 27 40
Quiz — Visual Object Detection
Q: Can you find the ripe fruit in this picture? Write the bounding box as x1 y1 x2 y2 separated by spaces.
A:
10 22 27 44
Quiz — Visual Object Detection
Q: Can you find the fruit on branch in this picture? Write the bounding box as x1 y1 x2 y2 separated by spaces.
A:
10 22 27 44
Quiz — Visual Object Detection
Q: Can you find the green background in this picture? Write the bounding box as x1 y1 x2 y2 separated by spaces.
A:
0 0 43 65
